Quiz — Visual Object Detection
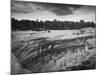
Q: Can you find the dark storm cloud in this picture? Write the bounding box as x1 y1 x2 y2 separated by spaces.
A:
52 6 81 16
51 8 73 16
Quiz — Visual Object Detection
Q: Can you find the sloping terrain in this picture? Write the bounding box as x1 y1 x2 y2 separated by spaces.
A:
11 28 96 74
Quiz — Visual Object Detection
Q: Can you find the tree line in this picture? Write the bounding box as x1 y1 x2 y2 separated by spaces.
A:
11 18 96 31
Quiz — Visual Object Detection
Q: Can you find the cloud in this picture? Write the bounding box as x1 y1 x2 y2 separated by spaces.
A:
32 2 82 16
11 1 95 16
11 1 35 14
51 8 73 16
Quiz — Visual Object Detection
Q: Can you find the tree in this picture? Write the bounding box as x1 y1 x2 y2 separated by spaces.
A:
11 18 96 31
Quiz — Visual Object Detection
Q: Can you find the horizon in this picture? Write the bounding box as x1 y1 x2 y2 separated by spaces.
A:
11 18 96 23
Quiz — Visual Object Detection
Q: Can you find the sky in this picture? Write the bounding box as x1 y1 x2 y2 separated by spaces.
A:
11 0 96 22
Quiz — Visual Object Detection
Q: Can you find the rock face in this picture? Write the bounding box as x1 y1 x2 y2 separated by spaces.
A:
11 53 32 75
11 53 22 75
11 29 96 74
22 44 95 73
